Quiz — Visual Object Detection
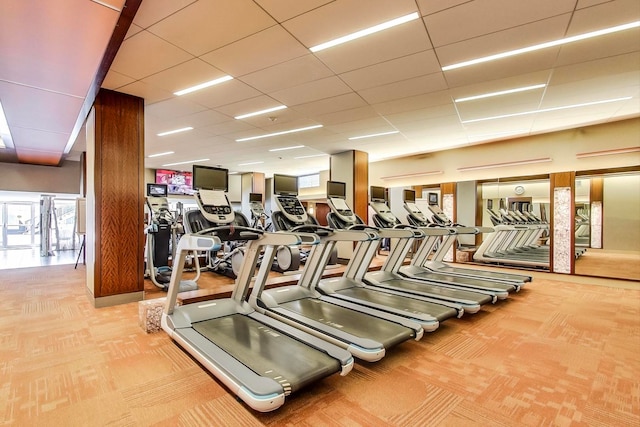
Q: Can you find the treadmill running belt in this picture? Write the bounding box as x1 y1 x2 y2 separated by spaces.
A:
193 314 340 392
337 287 458 322
281 298 413 349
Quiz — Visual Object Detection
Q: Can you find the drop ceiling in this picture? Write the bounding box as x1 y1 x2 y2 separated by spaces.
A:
1 0 639 176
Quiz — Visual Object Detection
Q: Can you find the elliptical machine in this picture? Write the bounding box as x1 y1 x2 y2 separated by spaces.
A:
145 183 199 292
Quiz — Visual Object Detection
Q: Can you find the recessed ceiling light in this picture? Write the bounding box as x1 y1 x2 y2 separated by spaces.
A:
455 84 546 103
235 105 287 120
348 130 399 140
294 154 328 159
157 127 193 137
162 158 209 166
269 145 305 152
236 124 323 142
442 21 640 71
174 75 233 96
238 161 264 166
310 12 420 52
148 151 175 158
461 96 632 124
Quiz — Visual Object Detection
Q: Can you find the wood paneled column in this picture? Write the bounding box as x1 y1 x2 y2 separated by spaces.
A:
440 183 456 262
589 177 604 249
85 89 145 307
550 172 576 274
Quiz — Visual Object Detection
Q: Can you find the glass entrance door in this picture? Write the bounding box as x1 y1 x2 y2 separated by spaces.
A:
3 202 37 248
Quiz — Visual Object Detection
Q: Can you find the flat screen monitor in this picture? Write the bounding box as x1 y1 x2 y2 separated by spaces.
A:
428 192 439 206
273 174 298 196
249 192 262 202
327 181 346 199
403 189 416 203
192 165 228 191
155 169 193 195
370 186 386 203
147 183 168 197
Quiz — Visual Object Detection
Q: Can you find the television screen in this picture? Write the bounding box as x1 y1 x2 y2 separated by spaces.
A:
370 186 386 202
428 192 439 206
192 165 228 191
403 189 416 203
327 181 346 198
273 174 298 196
249 193 262 202
147 183 168 197
155 169 193 195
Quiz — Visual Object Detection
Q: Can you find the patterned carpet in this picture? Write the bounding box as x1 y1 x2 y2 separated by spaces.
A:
0 265 638 426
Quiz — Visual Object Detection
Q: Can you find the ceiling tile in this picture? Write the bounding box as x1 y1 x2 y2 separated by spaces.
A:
145 97 208 120
415 0 469 16
102 70 136 90
11 127 70 151
240 55 334 93
312 21 432 74
146 0 276 56
141 59 227 94
255 0 334 22
270 76 353 106
291 93 368 116
339 50 440 91
115 80 174 105
200 25 309 77
109 30 194 80
358 73 448 104
424 0 576 47
183 79 262 109
133 0 197 29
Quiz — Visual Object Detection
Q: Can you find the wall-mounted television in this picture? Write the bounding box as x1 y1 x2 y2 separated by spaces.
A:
192 165 228 191
273 174 298 196
403 189 416 203
428 192 439 206
249 192 263 202
155 169 193 195
147 183 168 197
370 186 386 203
327 181 346 199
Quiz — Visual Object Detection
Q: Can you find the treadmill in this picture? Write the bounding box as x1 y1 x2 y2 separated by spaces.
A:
370 196 514 299
249 174 423 362
321 180 461 327
162 188 355 412
402 191 532 286
362 186 494 313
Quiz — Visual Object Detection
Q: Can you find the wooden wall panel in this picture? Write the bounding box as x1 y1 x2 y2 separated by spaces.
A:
590 177 603 202
353 150 369 221
92 89 144 298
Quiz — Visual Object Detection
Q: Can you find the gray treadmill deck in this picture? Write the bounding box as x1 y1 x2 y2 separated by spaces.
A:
406 269 516 292
367 276 494 305
337 287 458 322
427 264 531 283
280 298 414 349
192 314 340 393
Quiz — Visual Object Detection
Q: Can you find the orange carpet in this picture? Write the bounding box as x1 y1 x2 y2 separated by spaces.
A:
0 265 638 426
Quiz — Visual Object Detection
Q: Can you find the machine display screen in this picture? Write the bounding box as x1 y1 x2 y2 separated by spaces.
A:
147 183 168 197
403 189 416 202
192 165 229 191
370 186 386 202
249 193 262 202
428 192 439 206
327 181 346 198
273 174 298 195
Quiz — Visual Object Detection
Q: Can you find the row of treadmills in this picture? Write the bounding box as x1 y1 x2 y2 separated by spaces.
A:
161 180 533 412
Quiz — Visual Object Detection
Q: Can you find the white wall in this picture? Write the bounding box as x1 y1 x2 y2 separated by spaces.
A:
0 160 81 195
603 175 640 252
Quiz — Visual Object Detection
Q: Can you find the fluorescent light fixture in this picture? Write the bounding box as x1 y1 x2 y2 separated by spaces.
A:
91 0 121 11
235 105 287 120
269 145 305 152
455 84 546 103
349 130 400 140
380 170 443 180
457 157 551 172
461 96 632 124
0 100 14 149
174 75 233 96
310 12 420 53
236 124 323 142
294 153 328 159
576 147 640 159
157 127 193 137
238 161 264 166
443 21 640 71
162 158 209 166
148 151 174 158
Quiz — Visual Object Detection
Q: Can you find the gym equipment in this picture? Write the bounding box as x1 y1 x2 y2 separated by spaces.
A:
162 231 355 412
321 180 460 327
249 175 424 362
402 190 531 286
145 183 199 292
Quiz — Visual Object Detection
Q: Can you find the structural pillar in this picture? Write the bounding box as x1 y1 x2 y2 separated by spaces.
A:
440 183 456 262
550 171 576 274
589 177 603 249
85 89 145 307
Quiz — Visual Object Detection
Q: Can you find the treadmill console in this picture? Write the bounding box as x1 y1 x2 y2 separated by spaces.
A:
274 195 308 224
328 197 356 224
196 189 234 224
427 205 450 225
370 201 400 227
404 202 427 224
249 201 265 218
